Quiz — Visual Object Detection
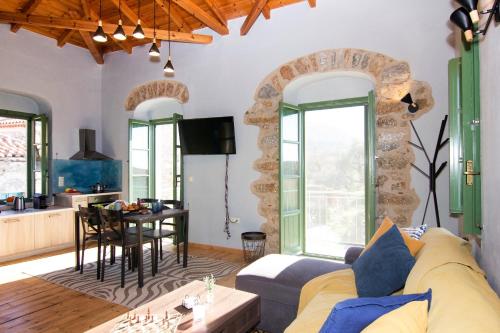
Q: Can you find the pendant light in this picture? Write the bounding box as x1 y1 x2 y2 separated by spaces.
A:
450 7 474 42
149 1 160 56
133 0 145 39
456 0 480 24
93 0 107 43
113 0 127 40
164 0 175 74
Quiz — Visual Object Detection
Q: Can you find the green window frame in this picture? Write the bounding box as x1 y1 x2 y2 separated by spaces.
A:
0 109 48 198
279 93 377 256
128 114 183 202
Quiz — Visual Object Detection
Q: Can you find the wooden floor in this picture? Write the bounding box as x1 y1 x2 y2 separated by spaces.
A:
0 244 245 332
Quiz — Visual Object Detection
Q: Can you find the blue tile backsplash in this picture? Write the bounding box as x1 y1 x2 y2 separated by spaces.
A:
51 159 122 193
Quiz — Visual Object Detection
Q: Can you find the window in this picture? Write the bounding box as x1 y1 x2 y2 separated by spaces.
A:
128 114 183 202
279 94 376 258
0 110 48 199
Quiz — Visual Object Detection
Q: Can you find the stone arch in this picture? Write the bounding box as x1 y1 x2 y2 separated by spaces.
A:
124 80 189 111
244 48 434 253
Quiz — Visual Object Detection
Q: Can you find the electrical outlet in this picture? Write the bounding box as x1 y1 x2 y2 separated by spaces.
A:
230 217 240 224
58 176 64 187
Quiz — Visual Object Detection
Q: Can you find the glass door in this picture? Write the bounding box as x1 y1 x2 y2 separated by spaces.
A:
303 104 366 258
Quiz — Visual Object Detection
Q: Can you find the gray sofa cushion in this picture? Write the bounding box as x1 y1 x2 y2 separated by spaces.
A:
236 254 349 333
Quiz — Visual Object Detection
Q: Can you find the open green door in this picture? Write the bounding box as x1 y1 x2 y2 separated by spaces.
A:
280 103 304 255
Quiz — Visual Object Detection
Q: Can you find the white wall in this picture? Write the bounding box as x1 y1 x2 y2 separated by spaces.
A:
479 7 500 292
0 25 102 159
101 0 457 249
0 91 39 114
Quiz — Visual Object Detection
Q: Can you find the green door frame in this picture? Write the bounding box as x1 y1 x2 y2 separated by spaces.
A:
279 93 377 256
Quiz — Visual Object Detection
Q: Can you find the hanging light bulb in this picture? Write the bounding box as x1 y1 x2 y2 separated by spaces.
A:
149 1 160 56
113 0 127 40
164 0 175 74
133 0 145 39
456 0 480 24
93 0 107 43
164 56 175 73
149 38 160 57
450 7 474 42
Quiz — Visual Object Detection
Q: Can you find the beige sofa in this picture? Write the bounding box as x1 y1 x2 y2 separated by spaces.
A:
285 228 500 332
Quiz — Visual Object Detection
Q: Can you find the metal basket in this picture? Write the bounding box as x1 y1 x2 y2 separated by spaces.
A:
241 232 266 263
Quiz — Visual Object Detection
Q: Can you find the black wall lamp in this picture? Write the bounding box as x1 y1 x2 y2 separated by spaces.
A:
450 0 500 43
401 93 419 113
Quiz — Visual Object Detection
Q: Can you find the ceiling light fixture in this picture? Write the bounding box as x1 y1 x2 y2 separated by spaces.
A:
149 1 160 56
401 93 419 113
450 0 500 43
93 0 107 43
164 0 175 74
113 0 127 40
133 0 145 39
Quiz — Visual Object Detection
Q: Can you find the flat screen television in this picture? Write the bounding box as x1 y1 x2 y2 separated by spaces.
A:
178 116 236 155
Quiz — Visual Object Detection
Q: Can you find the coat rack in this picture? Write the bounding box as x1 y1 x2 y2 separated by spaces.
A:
408 115 449 227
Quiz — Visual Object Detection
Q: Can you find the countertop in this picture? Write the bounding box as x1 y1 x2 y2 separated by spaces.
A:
0 206 73 218
54 191 122 198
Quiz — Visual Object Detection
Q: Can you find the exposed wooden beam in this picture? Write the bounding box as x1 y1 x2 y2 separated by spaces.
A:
172 0 229 35
241 0 268 36
10 0 43 33
262 4 271 20
307 0 316 8
0 12 213 44
109 36 133 54
56 29 75 47
154 0 192 32
108 0 150 26
203 0 227 25
79 30 104 64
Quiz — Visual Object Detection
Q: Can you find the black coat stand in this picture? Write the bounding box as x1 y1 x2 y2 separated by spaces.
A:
408 115 449 227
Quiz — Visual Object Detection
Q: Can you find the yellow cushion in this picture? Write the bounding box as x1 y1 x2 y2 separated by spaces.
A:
404 228 500 333
363 217 425 256
361 300 428 333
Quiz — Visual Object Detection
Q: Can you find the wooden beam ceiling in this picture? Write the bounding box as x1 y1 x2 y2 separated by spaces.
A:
108 0 150 26
203 0 226 25
172 0 228 35
241 0 268 36
0 11 213 44
79 29 104 64
10 0 43 32
307 0 316 8
154 0 192 33
56 29 75 47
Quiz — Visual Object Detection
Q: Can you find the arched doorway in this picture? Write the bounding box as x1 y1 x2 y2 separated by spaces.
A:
244 49 435 253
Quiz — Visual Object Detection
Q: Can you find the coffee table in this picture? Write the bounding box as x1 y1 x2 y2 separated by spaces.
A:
87 280 260 333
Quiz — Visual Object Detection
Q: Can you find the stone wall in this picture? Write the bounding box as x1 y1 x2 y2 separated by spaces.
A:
125 80 189 111
244 49 434 253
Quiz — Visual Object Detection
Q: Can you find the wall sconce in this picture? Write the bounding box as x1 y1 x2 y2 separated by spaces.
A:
401 93 419 113
450 0 500 42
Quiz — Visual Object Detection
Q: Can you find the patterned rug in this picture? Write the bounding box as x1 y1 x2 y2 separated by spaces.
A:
33 250 242 309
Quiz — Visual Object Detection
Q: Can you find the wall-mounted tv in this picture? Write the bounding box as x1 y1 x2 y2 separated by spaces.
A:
178 116 236 155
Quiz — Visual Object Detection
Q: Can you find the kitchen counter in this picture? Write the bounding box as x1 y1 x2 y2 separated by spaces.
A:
0 206 73 218
54 191 122 198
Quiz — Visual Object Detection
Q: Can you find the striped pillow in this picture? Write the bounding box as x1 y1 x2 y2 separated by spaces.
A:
400 225 428 240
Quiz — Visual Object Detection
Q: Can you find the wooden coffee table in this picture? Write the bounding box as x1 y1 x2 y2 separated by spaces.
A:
87 280 260 333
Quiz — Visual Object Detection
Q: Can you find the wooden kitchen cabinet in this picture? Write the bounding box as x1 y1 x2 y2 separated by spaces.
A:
34 210 74 249
0 214 35 257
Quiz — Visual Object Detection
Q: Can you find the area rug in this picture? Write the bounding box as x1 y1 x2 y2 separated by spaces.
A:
33 250 242 309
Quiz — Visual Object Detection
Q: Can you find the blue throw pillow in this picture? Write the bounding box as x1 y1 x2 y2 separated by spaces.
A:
319 289 432 333
353 224 416 297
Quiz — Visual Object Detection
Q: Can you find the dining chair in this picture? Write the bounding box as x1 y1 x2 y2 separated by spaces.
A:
78 206 112 279
98 208 156 288
160 200 184 264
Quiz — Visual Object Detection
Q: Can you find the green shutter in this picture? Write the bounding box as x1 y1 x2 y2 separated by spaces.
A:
365 91 377 240
460 40 482 234
280 102 304 255
449 58 463 214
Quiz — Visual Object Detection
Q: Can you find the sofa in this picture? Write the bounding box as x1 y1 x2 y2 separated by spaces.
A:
284 228 500 332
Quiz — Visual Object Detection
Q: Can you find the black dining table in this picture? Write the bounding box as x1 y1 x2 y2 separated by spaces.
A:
74 208 189 288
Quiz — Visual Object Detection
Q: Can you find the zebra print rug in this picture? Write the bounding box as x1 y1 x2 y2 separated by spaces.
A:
34 250 241 309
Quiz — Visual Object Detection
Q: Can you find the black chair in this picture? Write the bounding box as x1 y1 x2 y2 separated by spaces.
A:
137 199 182 264
98 208 156 288
78 206 115 279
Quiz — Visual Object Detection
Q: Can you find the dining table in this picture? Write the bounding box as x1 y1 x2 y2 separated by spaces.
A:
74 208 189 288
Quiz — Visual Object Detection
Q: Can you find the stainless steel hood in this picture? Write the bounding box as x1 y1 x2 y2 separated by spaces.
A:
69 129 112 160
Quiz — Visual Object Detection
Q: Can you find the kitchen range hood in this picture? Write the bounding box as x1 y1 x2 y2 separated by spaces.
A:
69 129 112 160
